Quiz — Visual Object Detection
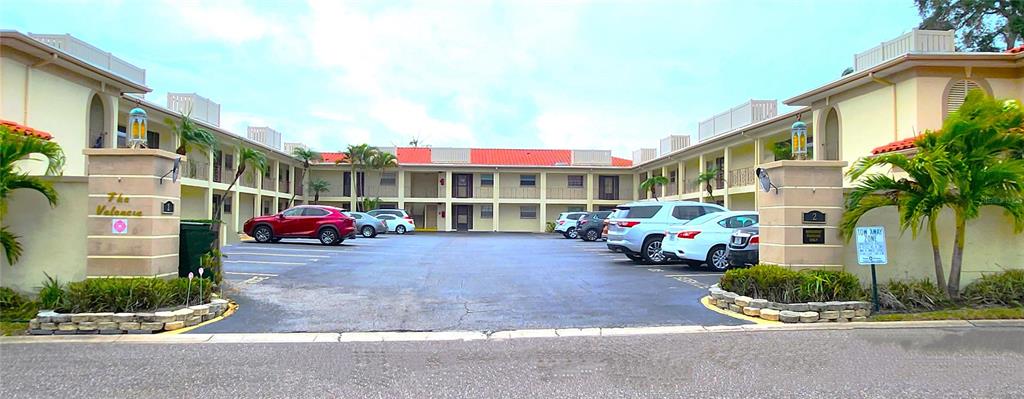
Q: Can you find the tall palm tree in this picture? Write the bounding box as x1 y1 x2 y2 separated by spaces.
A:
0 126 66 264
639 175 669 201
212 147 267 249
289 147 320 207
309 178 330 204
368 151 398 197
166 112 217 156
338 144 376 210
928 90 1024 296
841 148 950 288
696 168 719 201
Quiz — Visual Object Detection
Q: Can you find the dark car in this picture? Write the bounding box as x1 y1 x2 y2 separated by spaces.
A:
575 211 613 241
244 205 356 245
726 225 759 267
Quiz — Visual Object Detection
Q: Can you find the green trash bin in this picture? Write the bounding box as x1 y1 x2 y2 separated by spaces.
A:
179 222 216 278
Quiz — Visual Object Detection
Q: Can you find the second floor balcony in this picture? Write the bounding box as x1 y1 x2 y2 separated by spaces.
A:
500 186 540 199
728 167 756 188
546 187 586 200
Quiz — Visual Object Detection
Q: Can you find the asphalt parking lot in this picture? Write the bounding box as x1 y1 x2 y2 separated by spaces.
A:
192 233 744 333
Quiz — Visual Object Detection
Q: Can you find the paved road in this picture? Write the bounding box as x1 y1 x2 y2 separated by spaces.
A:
3 326 1022 398
195 233 738 333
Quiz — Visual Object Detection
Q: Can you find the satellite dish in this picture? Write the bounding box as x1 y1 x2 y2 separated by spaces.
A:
755 167 778 194
172 158 181 183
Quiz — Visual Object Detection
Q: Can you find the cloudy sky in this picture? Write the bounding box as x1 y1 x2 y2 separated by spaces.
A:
2 0 921 156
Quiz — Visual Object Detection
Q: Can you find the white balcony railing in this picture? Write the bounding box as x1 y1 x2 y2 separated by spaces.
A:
500 187 540 199
546 187 587 200
728 167 756 188
854 29 955 71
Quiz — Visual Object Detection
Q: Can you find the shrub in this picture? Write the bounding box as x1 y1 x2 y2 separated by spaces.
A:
200 249 224 285
37 273 66 310
879 280 951 311
51 277 212 313
545 222 556 233
0 287 37 321
961 269 1024 307
720 264 864 303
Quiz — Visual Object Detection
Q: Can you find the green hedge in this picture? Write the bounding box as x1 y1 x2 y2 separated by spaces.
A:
720 264 865 303
0 287 38 322
962 270 1024 307
41 277 212 313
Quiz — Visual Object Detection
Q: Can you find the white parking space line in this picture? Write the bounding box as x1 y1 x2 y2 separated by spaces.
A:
225 271 280 277
222 252 329 258
223 260 305 265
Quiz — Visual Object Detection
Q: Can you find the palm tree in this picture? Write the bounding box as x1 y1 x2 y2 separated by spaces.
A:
696 168 719 200
338 144 377 210
0 126 66 264
289 147 320 206
368 151 398 197
841 147 950 288
928 90 1024 296
211 147 267 249
639 175 669 201
309 178 330 204
166 112 217 156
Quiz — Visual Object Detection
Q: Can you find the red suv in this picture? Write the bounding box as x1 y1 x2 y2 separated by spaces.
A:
243 205 356 245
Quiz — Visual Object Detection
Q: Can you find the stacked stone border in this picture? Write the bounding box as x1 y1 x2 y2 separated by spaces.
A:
708 285 872 323
27 299 230 335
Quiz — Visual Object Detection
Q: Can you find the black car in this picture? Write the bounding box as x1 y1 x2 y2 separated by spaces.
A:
575 211 613 241
726 225 759 267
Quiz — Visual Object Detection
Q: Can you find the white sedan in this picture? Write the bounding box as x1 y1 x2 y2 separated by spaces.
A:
376 214 416 234
661 211 758 271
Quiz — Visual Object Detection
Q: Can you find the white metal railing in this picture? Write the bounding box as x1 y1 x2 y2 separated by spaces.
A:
728 167 756 187
699 100 777 142
476 186 494 198
167 93 221 126
29 34 146 85
185 155 209 180
854 29 955 71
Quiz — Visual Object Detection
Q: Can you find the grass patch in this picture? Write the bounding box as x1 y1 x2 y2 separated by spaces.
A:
1 321 28 336
870 307 1024 322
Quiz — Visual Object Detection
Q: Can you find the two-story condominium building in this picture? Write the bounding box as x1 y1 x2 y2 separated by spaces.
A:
309 148 634 232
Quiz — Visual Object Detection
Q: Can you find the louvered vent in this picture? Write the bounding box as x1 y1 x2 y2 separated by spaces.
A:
946 79 982 115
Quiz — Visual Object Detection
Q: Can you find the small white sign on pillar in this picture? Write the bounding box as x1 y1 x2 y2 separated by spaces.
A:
111 218 129 235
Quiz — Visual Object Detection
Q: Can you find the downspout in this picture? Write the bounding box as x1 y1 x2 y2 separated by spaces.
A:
869 72 898 141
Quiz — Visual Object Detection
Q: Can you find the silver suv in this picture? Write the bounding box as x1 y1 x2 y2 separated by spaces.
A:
606 201 727 264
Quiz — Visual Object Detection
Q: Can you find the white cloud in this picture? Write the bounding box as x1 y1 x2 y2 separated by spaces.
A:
160 0 280 44
367 97 475 148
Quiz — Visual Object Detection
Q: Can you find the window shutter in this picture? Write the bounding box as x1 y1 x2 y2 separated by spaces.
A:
946 79 982 115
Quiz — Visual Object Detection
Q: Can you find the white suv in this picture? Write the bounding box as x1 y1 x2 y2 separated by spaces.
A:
606 201 727 264
553 212 588 238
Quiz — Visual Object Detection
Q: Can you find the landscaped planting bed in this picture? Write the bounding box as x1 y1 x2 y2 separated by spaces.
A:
28 299 229 335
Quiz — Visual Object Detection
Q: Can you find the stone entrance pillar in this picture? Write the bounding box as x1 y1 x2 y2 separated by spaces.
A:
84 149 182 278
756 160 847 271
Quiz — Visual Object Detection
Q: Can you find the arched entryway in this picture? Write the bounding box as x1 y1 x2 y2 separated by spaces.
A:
822 108 840 160
87 94 106 148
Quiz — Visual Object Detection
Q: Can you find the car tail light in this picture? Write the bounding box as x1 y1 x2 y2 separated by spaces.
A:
676 231 701 239
616 221 640 228
749 236 759 244
558 220 565 225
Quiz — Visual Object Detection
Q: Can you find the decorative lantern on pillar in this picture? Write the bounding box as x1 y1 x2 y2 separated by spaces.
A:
791 120 808 160
128 107 148 148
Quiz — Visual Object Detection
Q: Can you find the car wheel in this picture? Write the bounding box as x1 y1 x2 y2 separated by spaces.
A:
318 228 339 245
361 225 376 238
253 225 273 243
641 236 666 264
566 227 578 239
707 245 730 271
584 229 599 241
396 225 407 235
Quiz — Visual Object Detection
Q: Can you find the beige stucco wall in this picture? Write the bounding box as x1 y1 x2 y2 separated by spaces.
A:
471 204 494 231
498 204 539 232
843 206 1023 288
180 186 208 220
0 178 89 293
729 192 756 211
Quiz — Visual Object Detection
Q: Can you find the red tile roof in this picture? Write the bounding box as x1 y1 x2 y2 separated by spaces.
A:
1 119 52 140
317 147 632 167
871 136 918 155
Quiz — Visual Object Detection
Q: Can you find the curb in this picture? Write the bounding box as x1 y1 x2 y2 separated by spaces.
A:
160 301 238 335
700 296 778 325
1 319 1018 345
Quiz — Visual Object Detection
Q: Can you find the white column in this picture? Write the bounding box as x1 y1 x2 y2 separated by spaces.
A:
397 167 406 210
677 161 684 196
723 147 731 209
538 172 547 232
698 154 706 203
444 170 453 231
205 150 214 219
586 172 594 211
492 172 500 232
753 137 762 209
